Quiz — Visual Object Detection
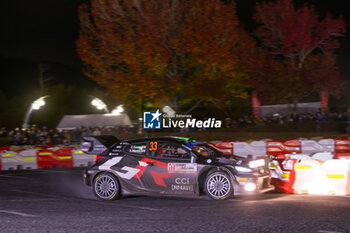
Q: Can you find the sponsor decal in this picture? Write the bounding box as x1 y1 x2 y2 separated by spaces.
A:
172 178 193 191
141 158 173 187
129 145 146 153
168 163 197 174
143 109 222 129
171 184 193 191
99 157 149 180
99 157 173 187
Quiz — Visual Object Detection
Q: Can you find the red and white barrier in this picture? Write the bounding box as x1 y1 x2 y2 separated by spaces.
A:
267 139 301 156
215 141 233 155
37 148 73 169
301 139 334 154
232 141 266 157
72 149 95 167
0 149 38 170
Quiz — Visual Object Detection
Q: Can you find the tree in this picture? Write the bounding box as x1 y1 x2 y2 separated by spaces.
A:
250 0 346 103
77 0 249 112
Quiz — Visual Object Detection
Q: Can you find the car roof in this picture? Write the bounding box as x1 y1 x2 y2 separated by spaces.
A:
126 136 197 144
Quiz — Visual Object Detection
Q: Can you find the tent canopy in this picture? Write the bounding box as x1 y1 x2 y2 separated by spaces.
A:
260 102 321 117
56 114 132 130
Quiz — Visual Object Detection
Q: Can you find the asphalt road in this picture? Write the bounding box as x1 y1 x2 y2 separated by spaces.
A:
0 168 349 233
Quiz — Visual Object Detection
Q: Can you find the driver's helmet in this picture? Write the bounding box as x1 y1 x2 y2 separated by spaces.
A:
193 146 209 156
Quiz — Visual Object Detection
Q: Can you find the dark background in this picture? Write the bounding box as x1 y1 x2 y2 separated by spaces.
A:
0 0 349 127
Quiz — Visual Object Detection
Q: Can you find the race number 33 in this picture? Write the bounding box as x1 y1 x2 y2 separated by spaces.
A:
149 141 158 151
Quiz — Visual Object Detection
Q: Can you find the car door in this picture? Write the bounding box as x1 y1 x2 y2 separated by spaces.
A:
139 140 199 195
107 141 149 191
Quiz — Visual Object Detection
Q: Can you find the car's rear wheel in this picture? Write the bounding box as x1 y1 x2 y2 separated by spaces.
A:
93 172 121 200
205 171 233 200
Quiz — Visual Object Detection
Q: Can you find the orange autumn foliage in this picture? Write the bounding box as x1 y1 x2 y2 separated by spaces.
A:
77 0 250 110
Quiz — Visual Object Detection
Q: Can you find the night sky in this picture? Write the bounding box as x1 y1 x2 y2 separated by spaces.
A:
1 0 350 100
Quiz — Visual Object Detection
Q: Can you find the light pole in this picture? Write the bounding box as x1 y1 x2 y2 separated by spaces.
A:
111 105 124 115
90 96 109 113
22 96 48 129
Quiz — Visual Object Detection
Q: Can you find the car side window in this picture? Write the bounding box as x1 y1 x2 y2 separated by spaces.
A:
148 141 190 160
124 142 147 156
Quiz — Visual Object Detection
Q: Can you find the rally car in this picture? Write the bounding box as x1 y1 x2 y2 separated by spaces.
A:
81 136 273 200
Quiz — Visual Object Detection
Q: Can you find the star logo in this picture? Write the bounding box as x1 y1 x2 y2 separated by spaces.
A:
150 110 162 122
143 110 162 129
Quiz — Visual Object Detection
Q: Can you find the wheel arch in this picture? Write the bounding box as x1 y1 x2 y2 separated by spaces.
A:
92 171 122 200
92 171 122 190
198 166 235 195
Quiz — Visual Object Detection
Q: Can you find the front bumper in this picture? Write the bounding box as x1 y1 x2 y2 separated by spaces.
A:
234 174 274 195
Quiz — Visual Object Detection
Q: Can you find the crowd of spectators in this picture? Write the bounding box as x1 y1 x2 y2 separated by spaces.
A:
0 125 139 146
224 111 350 128
1 111 349 145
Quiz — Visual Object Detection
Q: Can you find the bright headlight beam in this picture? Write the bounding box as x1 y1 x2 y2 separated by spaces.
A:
249 159 265 168
244 183 256 192
236 166 252 173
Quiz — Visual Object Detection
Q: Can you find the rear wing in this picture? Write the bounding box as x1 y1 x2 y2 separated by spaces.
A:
81 135 119 155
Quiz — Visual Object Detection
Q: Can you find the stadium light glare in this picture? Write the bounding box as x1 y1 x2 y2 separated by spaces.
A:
22 96 48 129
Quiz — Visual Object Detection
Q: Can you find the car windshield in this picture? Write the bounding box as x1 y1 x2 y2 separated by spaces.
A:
191 143 224 158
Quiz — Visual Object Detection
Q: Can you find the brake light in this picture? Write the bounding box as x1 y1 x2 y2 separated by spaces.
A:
94 155 107 163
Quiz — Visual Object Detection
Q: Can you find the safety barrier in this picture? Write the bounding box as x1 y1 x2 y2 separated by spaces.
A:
72 150 95 167
215 141 233 155
292 160 325 195
0 149 38 170
1 151 18 170
269 158 296 193
292 159 350 195
266 139 301 156
322 160 350 195
335 138 350 153
214 138 350 159
334 153 350 160
301 139 334 154
37 148 73 169
232 141 266 158
0 145 98 171
311 152 333 161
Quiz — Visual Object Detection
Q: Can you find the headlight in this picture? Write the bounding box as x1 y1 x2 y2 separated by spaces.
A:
249 159 265 168
236 166 252 173
244 183 257 192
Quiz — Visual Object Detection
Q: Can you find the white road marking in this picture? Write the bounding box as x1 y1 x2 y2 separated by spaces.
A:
0 210 36 217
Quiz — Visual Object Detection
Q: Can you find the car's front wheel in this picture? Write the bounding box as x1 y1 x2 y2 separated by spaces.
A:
93 172 121 200
205 171 233 200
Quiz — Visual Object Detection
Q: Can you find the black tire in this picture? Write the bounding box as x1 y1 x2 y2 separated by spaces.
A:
93 172 121 200
205 171 233 200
